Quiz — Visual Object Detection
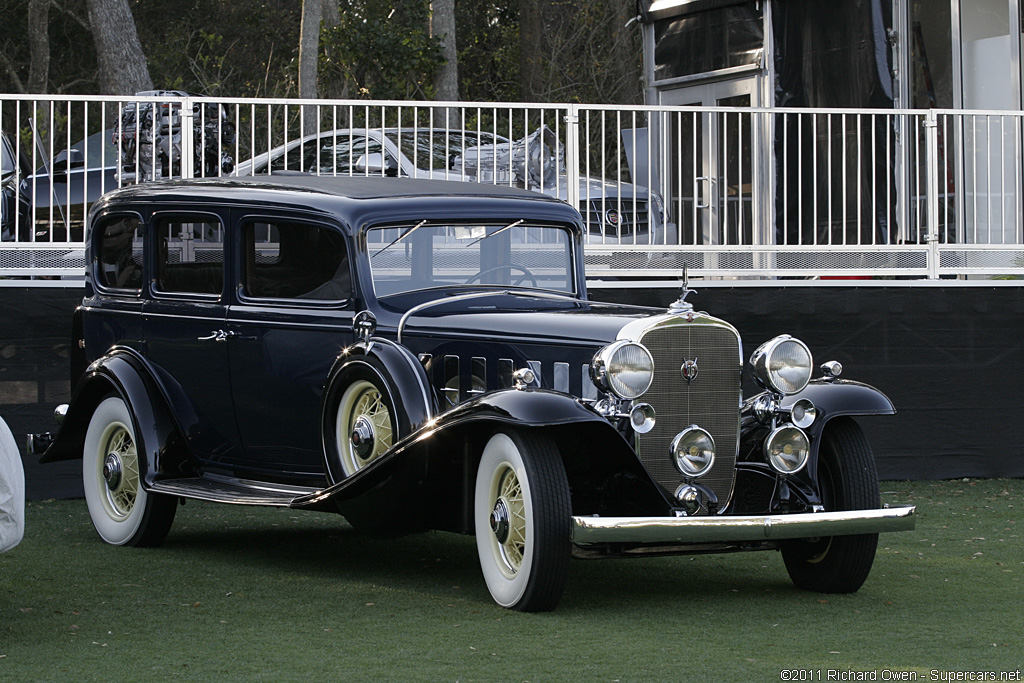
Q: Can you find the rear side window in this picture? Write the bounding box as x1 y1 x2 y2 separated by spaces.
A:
95 216 143 291
153 215 224 296
242 219 351 301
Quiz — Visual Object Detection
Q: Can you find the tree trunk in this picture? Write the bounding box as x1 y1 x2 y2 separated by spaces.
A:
27 0 50 93
432 0 459 101
431 0 459 128
320 1 345 99
299 0 322 132
84 0 153 95
322 0 339 28
519 0 544 101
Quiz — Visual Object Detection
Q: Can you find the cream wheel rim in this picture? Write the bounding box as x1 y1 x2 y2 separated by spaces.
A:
97 421 139 520
488 462 526 578
337 380 393 474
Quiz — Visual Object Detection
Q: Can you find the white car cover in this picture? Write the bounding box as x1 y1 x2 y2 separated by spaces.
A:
0 415 25 552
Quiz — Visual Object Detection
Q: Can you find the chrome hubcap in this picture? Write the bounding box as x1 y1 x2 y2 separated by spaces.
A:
490 498 510 544
102 452 122 490
350 415 376 460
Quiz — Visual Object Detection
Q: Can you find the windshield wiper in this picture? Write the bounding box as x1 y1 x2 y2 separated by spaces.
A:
465 219 524 248
373 219 428 258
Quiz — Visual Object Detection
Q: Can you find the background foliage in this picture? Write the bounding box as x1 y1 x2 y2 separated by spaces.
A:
0 0 643 104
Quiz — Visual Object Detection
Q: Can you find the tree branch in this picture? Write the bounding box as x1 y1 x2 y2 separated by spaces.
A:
49 0 90 30
0 49 27 93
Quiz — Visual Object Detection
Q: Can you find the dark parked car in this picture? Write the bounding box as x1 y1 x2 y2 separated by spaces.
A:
21 128 119 242
31 175 914 611
1 131 31 242
2 127 119 243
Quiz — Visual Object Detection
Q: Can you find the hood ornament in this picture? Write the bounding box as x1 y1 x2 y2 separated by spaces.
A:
668 266 696 314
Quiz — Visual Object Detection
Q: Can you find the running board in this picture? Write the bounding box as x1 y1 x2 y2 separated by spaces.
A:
148 477 321 507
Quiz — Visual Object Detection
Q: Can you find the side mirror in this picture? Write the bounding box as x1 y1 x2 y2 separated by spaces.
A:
50 148 85 183
355 153 399 177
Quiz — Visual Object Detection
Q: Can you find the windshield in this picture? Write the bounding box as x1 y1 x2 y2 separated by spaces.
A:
368 222 575 298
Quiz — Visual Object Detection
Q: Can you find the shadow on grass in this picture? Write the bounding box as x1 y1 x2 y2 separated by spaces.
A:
150 502 799 611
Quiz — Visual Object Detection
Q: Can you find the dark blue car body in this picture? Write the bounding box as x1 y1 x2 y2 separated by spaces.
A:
35 175 914 611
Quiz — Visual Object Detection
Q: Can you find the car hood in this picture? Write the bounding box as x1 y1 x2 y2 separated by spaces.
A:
395 295 658 347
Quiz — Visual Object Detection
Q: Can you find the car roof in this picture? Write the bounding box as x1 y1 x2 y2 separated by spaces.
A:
93 175 584 234
105 174 561 202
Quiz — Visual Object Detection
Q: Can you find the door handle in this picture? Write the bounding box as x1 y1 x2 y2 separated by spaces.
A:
198 330 229 342
695 177 713 210
198 330 256 342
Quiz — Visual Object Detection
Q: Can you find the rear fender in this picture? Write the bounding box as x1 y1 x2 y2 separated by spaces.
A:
40 348 193 485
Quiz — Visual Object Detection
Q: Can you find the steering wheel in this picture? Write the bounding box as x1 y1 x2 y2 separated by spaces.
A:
465 264 538 287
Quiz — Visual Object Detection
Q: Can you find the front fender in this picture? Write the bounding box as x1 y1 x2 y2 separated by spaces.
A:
782 379 896 429
310 387 616 503
39 349 192 485
299 387 669 535
739 379 894 504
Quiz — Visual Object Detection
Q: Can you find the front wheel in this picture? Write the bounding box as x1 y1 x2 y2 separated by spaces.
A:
83 396 176 547
474 430 571 612
781 418 881 593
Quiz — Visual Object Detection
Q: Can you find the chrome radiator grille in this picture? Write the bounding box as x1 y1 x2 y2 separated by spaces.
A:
634 318 742 509
583 199 650 236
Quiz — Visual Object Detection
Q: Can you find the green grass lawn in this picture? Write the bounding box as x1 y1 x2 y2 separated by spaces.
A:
1 479 1021 682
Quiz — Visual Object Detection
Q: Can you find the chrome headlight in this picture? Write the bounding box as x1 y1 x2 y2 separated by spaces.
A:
670 426 716 478
764 425 810 474
591 340 654 400
749 335 813 395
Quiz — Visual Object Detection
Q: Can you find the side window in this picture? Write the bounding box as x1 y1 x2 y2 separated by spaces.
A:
267 135 389 175
153 215 224 295
95 216 143 291
242 219 350 301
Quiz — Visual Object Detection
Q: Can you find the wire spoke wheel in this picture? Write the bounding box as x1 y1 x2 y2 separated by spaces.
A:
474 429 570 612
100 423 139 519
83 396 176 547
336 378 395 476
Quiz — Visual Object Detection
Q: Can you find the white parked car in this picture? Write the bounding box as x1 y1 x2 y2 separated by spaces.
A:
234 125 671 245
0 415 24 553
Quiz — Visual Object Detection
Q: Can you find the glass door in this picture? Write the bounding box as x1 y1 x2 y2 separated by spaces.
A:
957 0 1022 244
659 77 757 248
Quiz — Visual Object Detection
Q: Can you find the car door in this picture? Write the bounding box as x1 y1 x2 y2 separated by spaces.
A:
225 210 356 482
142 208 243 466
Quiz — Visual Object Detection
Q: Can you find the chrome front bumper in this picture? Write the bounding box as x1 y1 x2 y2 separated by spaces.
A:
571 505 916 545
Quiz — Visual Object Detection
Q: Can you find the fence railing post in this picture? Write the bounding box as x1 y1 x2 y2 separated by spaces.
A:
180 96 195 180
924 109 940 279
564 105 580 212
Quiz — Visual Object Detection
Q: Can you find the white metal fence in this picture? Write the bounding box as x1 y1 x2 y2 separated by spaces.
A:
2 93 1023 279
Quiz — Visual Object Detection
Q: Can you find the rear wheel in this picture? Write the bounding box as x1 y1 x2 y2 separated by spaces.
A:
83 396 176 547
474 430 571 612
782 418 880 593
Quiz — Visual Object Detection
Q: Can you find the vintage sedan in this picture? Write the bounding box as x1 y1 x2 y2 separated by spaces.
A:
32 175 914 611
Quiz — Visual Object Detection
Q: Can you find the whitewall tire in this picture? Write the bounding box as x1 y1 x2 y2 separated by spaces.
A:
474 429 570 612
83 396 175 547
